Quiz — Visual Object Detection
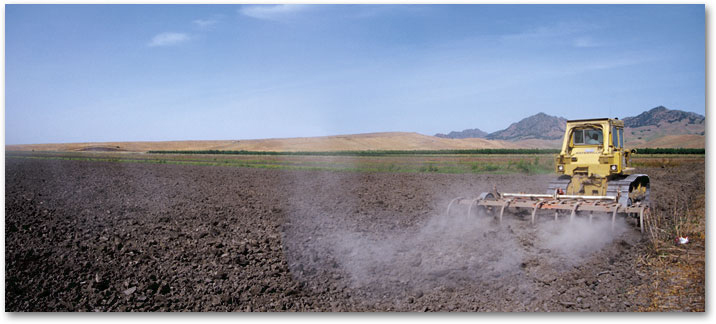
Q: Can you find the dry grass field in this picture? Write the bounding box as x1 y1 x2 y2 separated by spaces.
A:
625 134 704 149
4 132 561 153
6 131 700 154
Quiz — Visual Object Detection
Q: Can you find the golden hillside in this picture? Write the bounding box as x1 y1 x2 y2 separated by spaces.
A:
7 130 699 153
5 132 561 153
625 134 705 149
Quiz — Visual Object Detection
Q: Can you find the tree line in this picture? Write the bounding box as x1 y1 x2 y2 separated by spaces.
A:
147 148 703 156
148 149 560 156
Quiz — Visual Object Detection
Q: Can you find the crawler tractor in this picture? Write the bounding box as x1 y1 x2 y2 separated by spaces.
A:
448 118 650 232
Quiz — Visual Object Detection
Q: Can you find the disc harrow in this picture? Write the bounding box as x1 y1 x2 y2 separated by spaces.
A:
447 188 649 232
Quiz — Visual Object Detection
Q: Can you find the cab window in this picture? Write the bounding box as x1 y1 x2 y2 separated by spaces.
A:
612 126 619 148
611 126 623 148
573 128 602 145
574 130 583 144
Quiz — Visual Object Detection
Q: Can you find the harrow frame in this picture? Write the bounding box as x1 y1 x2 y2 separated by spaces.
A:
447 190 649 232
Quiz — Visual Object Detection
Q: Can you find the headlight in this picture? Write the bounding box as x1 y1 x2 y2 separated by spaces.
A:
558 165 564 171
610 165 617 171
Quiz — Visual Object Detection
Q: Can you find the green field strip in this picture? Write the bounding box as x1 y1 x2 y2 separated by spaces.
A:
7 154 552 175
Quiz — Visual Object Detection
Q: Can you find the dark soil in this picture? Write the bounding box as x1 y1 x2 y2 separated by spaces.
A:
4 157 704 311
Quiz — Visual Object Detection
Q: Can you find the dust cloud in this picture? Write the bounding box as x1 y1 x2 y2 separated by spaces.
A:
280 169 631 300
283 196 629 299
328 211 525 292
535 216 628 265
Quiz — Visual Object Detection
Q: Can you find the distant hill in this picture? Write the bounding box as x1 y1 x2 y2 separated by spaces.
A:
436 113 567 141
435 128 488 139
485 113 567 141
435 113 567 141
5 132 561 153
623 106 705 148
623 106 704 128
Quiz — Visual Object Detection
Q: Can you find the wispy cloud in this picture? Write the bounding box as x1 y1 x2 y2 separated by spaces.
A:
148 32 190 47
239 4 312 21
579 57 648 71
501 21 600 42
193 18 219 29
573 36 603 48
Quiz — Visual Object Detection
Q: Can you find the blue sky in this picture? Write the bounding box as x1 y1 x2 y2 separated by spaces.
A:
5 4 705 144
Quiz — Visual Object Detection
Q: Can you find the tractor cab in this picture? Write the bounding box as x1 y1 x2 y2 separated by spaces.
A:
557 118 630 179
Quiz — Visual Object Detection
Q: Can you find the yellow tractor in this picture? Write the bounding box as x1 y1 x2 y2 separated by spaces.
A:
448 118 650 232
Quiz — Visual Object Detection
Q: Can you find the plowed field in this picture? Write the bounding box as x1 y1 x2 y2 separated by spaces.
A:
5 155 704 311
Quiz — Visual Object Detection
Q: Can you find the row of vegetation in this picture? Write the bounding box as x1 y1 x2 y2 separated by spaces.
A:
414 156 552 174
9 154 554 175
633 148 704 154
147 148 561 155
148 147 703 156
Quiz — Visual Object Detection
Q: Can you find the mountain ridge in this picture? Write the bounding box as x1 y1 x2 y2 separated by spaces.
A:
435 128 488 139
485 112 567 141
436 106 704 144
623 106 704 128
